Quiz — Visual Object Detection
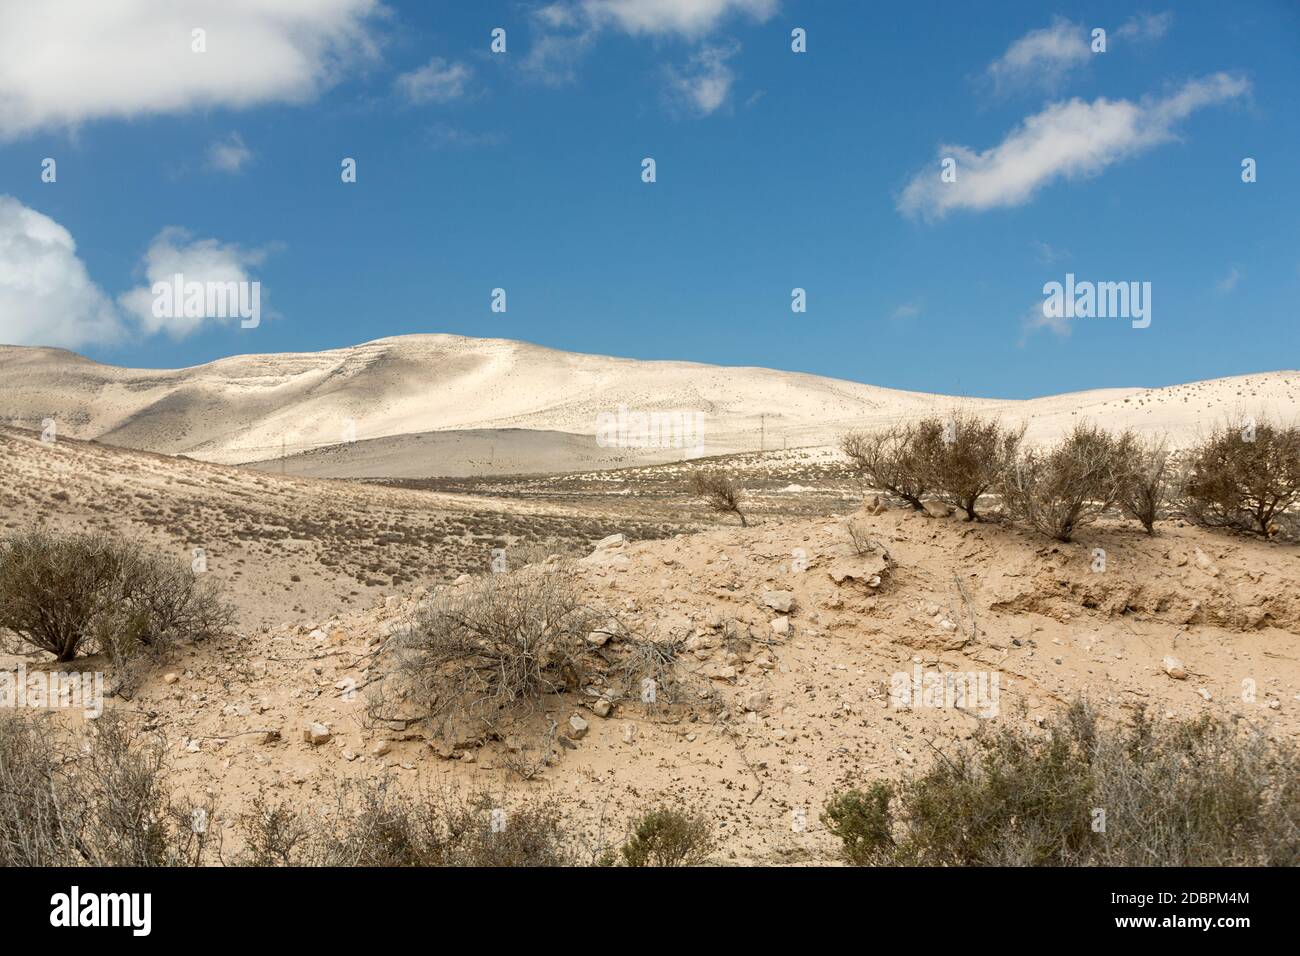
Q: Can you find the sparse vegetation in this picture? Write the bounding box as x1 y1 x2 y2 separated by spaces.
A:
396 569 595 742
999 423 1129 542
841 421 943 511
925 412 1025 520
823 702 1300 866
1115 432 1173 534
690 470 748 526
1183 419 1300 536
0 713 217 866
615 806 716 867
0 529 231 664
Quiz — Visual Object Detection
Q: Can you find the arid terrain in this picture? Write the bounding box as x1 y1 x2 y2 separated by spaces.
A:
4 336 1297 476
2 349 1297 863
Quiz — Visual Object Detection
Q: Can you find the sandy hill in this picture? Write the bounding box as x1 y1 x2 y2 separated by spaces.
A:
2 335 1297 477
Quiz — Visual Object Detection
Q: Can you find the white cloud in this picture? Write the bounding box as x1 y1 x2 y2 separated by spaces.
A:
986 17 1090 94
0 196 124 348
523 0 773 89
0 0 384 139
426 124 504 150
1032 240 1071 263
544 0 777 38
663 43 738 116
1020 299 1071 343
891 303 921 320
206 132 253 173
118 228 273 339
1116 12 1173 42
899 73 1249 221
396 57 474 104
1216 267 1241 293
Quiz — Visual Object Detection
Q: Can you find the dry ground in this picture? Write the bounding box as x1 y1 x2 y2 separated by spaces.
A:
1 424 1297 864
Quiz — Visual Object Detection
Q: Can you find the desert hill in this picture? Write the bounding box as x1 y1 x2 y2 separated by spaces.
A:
3 335 1296 477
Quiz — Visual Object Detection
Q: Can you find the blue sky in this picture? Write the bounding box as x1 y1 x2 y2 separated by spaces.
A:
0 0 1296 398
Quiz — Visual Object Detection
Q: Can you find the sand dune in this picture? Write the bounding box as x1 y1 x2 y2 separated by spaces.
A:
1 334 1296 477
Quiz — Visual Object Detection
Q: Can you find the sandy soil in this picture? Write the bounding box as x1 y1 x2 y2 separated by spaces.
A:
2 423 1295 864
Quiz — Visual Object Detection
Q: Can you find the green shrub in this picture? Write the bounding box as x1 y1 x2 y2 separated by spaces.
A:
0 529 231 663
618 807 716 867
823 702 1299 867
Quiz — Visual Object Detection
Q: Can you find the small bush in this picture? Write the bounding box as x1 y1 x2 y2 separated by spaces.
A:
0 529 231 663
842 421 943 511
0 712 216 867
1183 419 1300 536
690 471 748 527
618 807 716 867
1115 432 1173 534
821 783 894 866
279 784 578 867
823 702 1299 867
925 412 1025 520
999 424 1129 541
398 569 594 740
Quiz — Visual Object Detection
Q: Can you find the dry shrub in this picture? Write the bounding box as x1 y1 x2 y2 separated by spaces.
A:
999 423 1128 541
241 783 578 867
845 516 888 558
841 421 943 511
1115 432 1173 534
823 702 1299 867
615 806 716 867
0 529 231 664
926 412 1025 520
0 712 217 867
1182 418 1300 536
398 569 595 740
690 471 748 526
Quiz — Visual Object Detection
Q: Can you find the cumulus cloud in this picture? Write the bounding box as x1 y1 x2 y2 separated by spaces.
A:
557 0 778 37
986 17 1091 94
206 132 253 173
523 0 773 89
0 0 384 139
898 73 1249 221
0 196 124 348
396 57 474 104
663 43 739 116
118 228 274 339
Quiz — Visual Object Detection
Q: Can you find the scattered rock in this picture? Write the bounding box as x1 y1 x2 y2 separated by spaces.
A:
303 722 332 745
771 616 790 636
1162 656 1188 680
922 500 953 518
762 590 795 613
567 714 589 740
